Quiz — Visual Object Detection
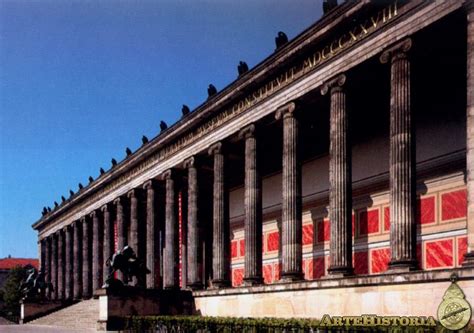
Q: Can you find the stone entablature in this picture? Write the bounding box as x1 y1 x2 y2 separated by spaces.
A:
32 0 459 240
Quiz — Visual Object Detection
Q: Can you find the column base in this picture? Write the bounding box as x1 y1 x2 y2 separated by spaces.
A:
387 259 418 273
186 282 204 290
327 265 354 277
462 252 474 267
243 276 263 286
279 271 303 283
210 279 230 289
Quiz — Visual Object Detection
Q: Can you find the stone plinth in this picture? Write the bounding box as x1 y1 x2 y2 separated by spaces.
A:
20 300 66 324
96 287 195 331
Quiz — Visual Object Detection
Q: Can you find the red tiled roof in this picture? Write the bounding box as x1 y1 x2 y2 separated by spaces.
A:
0 258 39 270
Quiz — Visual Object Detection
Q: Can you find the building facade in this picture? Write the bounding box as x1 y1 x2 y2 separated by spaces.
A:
32 0 474 319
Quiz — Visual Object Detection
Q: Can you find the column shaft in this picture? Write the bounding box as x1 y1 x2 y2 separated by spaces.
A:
240 125 263 285
102 204 113 283
44 238 51 299
464 2 474 266
276 103 303 281
82 217 91 298
92 211 103 292
209 143 230 287
51 234 58 300
322 74 353 276
65 226 73 299
73 221 82 299
129 190 139 252
144 181 159 289
381 39 417 271
57 230 64 299
185 158 202 289
163 170 179 289
115 197 126 281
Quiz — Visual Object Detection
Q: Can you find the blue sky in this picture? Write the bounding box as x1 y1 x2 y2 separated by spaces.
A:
0 0 323 258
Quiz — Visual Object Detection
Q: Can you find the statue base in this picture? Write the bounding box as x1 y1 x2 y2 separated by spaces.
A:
95 287 195 331
20 299 71 324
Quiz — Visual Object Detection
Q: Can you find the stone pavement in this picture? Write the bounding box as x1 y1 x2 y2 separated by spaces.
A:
0 325 97 333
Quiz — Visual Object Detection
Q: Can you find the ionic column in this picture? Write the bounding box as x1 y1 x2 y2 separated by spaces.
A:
102 204 113 283
464 1 474 267
163 169 179 289
44 237 51 299
73 221 82 299
144 180 159 289
128 189 139 253
82 216 91 298
209 142 230 287
322 74 354 276
40 239 46 274
92 210 103 292
114 197 126 281
239 124 263 285
380 38 417 271
64 225 73 300
184 157 203 289
51 234 58 300
275 102 303 281
57 230 64 299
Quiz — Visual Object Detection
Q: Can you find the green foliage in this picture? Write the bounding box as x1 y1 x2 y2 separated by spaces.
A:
1 266 27 316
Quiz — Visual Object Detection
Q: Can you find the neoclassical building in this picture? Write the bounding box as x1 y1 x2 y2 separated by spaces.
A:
32 0 474 320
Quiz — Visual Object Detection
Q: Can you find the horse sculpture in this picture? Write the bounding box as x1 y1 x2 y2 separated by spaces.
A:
103 245 150 289
19 267 53 301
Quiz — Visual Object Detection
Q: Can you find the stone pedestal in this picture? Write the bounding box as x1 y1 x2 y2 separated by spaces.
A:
20 300 65 324
96 287 195 331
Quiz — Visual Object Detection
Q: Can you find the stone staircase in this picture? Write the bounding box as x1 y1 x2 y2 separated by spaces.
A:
28 298 99 331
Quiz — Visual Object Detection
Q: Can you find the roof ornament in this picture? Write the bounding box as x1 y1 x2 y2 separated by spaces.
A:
54 201 58 208
141 135 149 145
78 182 84 190
207 84 217 98
181 105 190 117
61 196 66 202
42 207 48 216
111 158 117 167
323 0 338 14
100 167 105 175
275 31 288 50
69 189 74 197
160 121 168 132
238 61 249 77
47 207 51 212
126 147 132 156
88 176 94 183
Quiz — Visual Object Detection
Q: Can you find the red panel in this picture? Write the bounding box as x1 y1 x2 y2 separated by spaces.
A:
273 262 281 281
384 207 390 232
304 259 313 280
302 224 313 245
441 189 467 221
263 264 273 284
371 248 390 274
239 239 245 257
359 209 380 235
417 197 436 224
352 214 355 237
231 240 238 258
267 231 279 252
313 257 325 279
458 237 467 266
317 219 330 242
354 251 368 275
425 239 454 269
232 268 244 287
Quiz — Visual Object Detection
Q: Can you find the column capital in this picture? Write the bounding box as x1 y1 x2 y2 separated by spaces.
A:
101 203 111 213
143 179 158 190
208 142 223 155
162 168 176 180
183 156 198 169
275 101 296 120
380 38 412 64
89 210 98 219
238 124 256 140
113 196 124 206
127 188 137 198
80 216 87 224
321 73 346 95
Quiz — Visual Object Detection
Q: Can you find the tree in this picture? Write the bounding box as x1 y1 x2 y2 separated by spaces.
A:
1 266 27 316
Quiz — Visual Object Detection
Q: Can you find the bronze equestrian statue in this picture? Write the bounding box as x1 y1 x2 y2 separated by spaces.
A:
103 245 150 290
19 267 53 301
